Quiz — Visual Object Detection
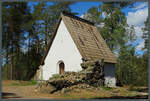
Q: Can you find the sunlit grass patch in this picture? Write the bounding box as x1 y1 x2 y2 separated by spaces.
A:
11 80 37 86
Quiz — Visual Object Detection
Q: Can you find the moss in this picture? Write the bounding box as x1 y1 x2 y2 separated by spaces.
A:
81 59 104 68
52 74 61 78
81 62 95 67
99 86 112 91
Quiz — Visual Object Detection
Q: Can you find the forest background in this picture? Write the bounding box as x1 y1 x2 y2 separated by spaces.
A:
1 1 148 86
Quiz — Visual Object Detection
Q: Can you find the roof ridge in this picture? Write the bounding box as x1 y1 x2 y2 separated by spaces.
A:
61 11 95 26
40 12 117 65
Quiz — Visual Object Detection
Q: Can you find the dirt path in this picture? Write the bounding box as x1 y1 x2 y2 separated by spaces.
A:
2 80 148 99
2 85 56 99
2 85 148 99
2 80 56 99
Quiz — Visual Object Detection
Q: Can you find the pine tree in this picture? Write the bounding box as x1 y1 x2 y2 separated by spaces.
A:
2 2 32 80
20 2 75 80
142 18 149 51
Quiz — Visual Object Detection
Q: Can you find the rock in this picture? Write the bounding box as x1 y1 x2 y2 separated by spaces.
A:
34 89 38 92
99 87 104 91
40 83 56 94
61 88 66 93
38 59 105 93
61 88 72 94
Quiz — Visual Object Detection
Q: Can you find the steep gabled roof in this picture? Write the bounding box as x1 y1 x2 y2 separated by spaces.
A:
41 12 117 65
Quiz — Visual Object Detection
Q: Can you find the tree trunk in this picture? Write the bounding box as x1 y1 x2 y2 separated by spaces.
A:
10 15 14 80
44 21 48 52
10 43 13 80
15 34 20 80
27 30 31 80
36 33 39 54
6 46 9 79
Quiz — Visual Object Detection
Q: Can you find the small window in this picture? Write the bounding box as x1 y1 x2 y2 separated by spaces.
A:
79 36 85 46
88 27 99 42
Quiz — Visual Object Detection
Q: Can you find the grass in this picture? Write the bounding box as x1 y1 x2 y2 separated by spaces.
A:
57 89 109 99
2 80 148 99
56 86 148 99
99 86 112 90
128 85 148 92
11 80 37 86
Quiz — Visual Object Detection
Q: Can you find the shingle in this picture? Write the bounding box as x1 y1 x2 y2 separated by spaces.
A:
62 13 117 64
41 12 117 65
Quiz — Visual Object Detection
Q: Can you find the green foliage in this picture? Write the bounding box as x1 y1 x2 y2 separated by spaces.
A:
83 3 130 52
116 44 148 86
142 18 149 50
115 16 148 86
2 2 148 87
2 2 74 80
83 2 148 86
83 7 101 24
2 50 42 80
99 3 128 51
2 65 10 80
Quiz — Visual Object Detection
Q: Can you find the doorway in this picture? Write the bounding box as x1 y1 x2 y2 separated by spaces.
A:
59 62 65 74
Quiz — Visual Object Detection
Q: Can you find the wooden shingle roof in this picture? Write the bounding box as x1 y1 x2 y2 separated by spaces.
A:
41 12 117 65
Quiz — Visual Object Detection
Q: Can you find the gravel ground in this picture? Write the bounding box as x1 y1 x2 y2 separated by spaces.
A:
2 80 148 99
2 80 55 99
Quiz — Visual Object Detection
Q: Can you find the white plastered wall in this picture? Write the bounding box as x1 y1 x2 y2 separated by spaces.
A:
104 63 116 87
42 20 83 80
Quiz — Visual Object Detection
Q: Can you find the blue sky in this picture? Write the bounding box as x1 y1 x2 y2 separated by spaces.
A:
69 2 102 16
2 1 148 65
71 2 148 56
27 1 148 55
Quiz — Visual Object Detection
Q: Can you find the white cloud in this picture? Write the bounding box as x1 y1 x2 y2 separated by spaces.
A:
134 26 146 52
127 7 148 26
134 26 145 52
134 26 144 38
136 39 145 51
80 14 84 18
126 4 148 52
134 2 147 10
102 12 107 18
96 23 104 28
21 47 28 53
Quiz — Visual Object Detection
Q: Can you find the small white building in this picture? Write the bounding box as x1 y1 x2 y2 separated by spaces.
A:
37 12 117 87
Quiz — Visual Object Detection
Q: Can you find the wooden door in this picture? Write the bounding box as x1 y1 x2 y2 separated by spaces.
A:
59 62 64 74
